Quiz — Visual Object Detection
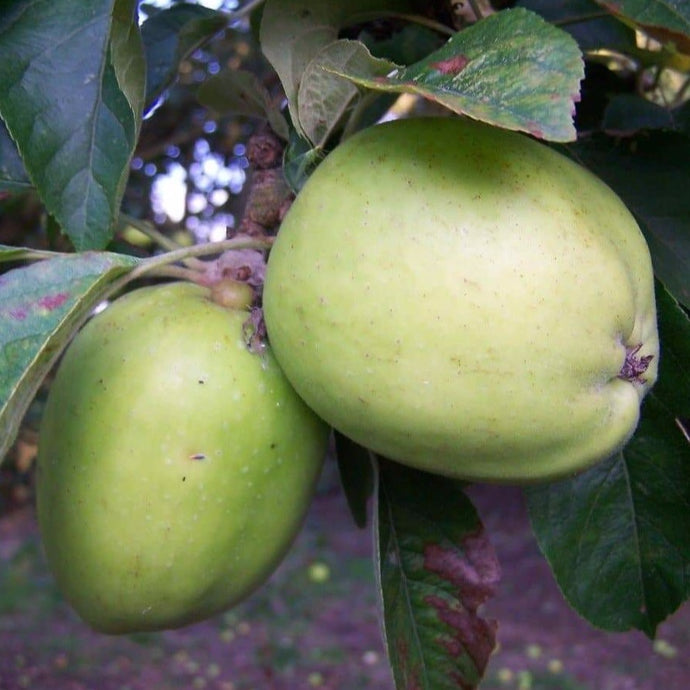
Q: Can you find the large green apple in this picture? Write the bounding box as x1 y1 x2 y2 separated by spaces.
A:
263 117 659 483
37 281 328 633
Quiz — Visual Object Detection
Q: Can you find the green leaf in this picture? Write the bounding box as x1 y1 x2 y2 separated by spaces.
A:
568 132 690 309
298 40 395 147
140 3 229 107
283 130 324 193
526 283 690 637
334 431 374 529
0 244 60 263
0 120 31 193
0 0 145 250
259 0 413 140
112 0 146 134
197 69 290 140
602 94 677 135
0 251 140 461
594 0 690 54
376 459 500 690
328 8 584 142
361 23 446 65
517 0 637 51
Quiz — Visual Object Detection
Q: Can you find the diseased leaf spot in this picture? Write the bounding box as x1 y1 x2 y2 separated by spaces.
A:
38 292 69 311
423 593 497 675
9 307 28 320
525 121 544 139
431 55 470 75
423 532 500 610
422 531 501 675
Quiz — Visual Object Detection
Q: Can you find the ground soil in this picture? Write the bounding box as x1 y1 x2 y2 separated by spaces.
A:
0 465 688 690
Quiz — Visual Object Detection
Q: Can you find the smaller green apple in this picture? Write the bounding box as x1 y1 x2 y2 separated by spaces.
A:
37 281 329 633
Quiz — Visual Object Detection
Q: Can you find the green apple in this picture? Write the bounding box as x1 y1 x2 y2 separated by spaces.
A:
37 281 328 633
262 117 658 483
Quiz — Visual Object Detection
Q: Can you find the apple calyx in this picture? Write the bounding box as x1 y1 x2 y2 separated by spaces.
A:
618 344 655 384
243 307 268 355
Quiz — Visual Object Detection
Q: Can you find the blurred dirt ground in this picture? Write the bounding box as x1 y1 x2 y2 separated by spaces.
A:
0 462 688 690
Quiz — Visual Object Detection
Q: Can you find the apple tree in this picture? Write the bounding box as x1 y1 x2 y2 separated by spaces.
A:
1 0 690 688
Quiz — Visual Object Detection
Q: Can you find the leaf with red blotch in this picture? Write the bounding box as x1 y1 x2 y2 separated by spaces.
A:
375 459 500 690
323 8 584 142
0 249 140 461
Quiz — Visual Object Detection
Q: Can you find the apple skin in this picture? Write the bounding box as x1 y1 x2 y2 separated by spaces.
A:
37 282 328 633
262 117 659 483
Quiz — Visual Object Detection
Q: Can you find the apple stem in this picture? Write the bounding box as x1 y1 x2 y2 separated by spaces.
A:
118 213 207 271
148 265 204 283
618 344 654 384
135 237 274 277
100 237 274 310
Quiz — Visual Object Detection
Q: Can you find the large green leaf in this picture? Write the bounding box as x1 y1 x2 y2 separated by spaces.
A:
526 283 690 637
518 0 637 51
594 0 690 53
140 3 228 108
568 132 690 309
0 0 145 250
0 250 140 461
326 9 584 141
376 460 500 690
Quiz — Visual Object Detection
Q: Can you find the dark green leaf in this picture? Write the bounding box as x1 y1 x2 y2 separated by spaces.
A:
0 0 145 250
602 94 677 135
518 0 637 51
361 23 446 66
594 0 690 53
328 9 584 142
0 252 140 460
0 119 30 193
377 459 500 690
197 69 289 140
526 283 690 637
334 432 374 529
568 132 690 308
140 3 228 107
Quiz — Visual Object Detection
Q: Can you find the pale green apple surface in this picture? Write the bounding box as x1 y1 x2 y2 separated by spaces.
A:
37 282 328 633
263 117 659 483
